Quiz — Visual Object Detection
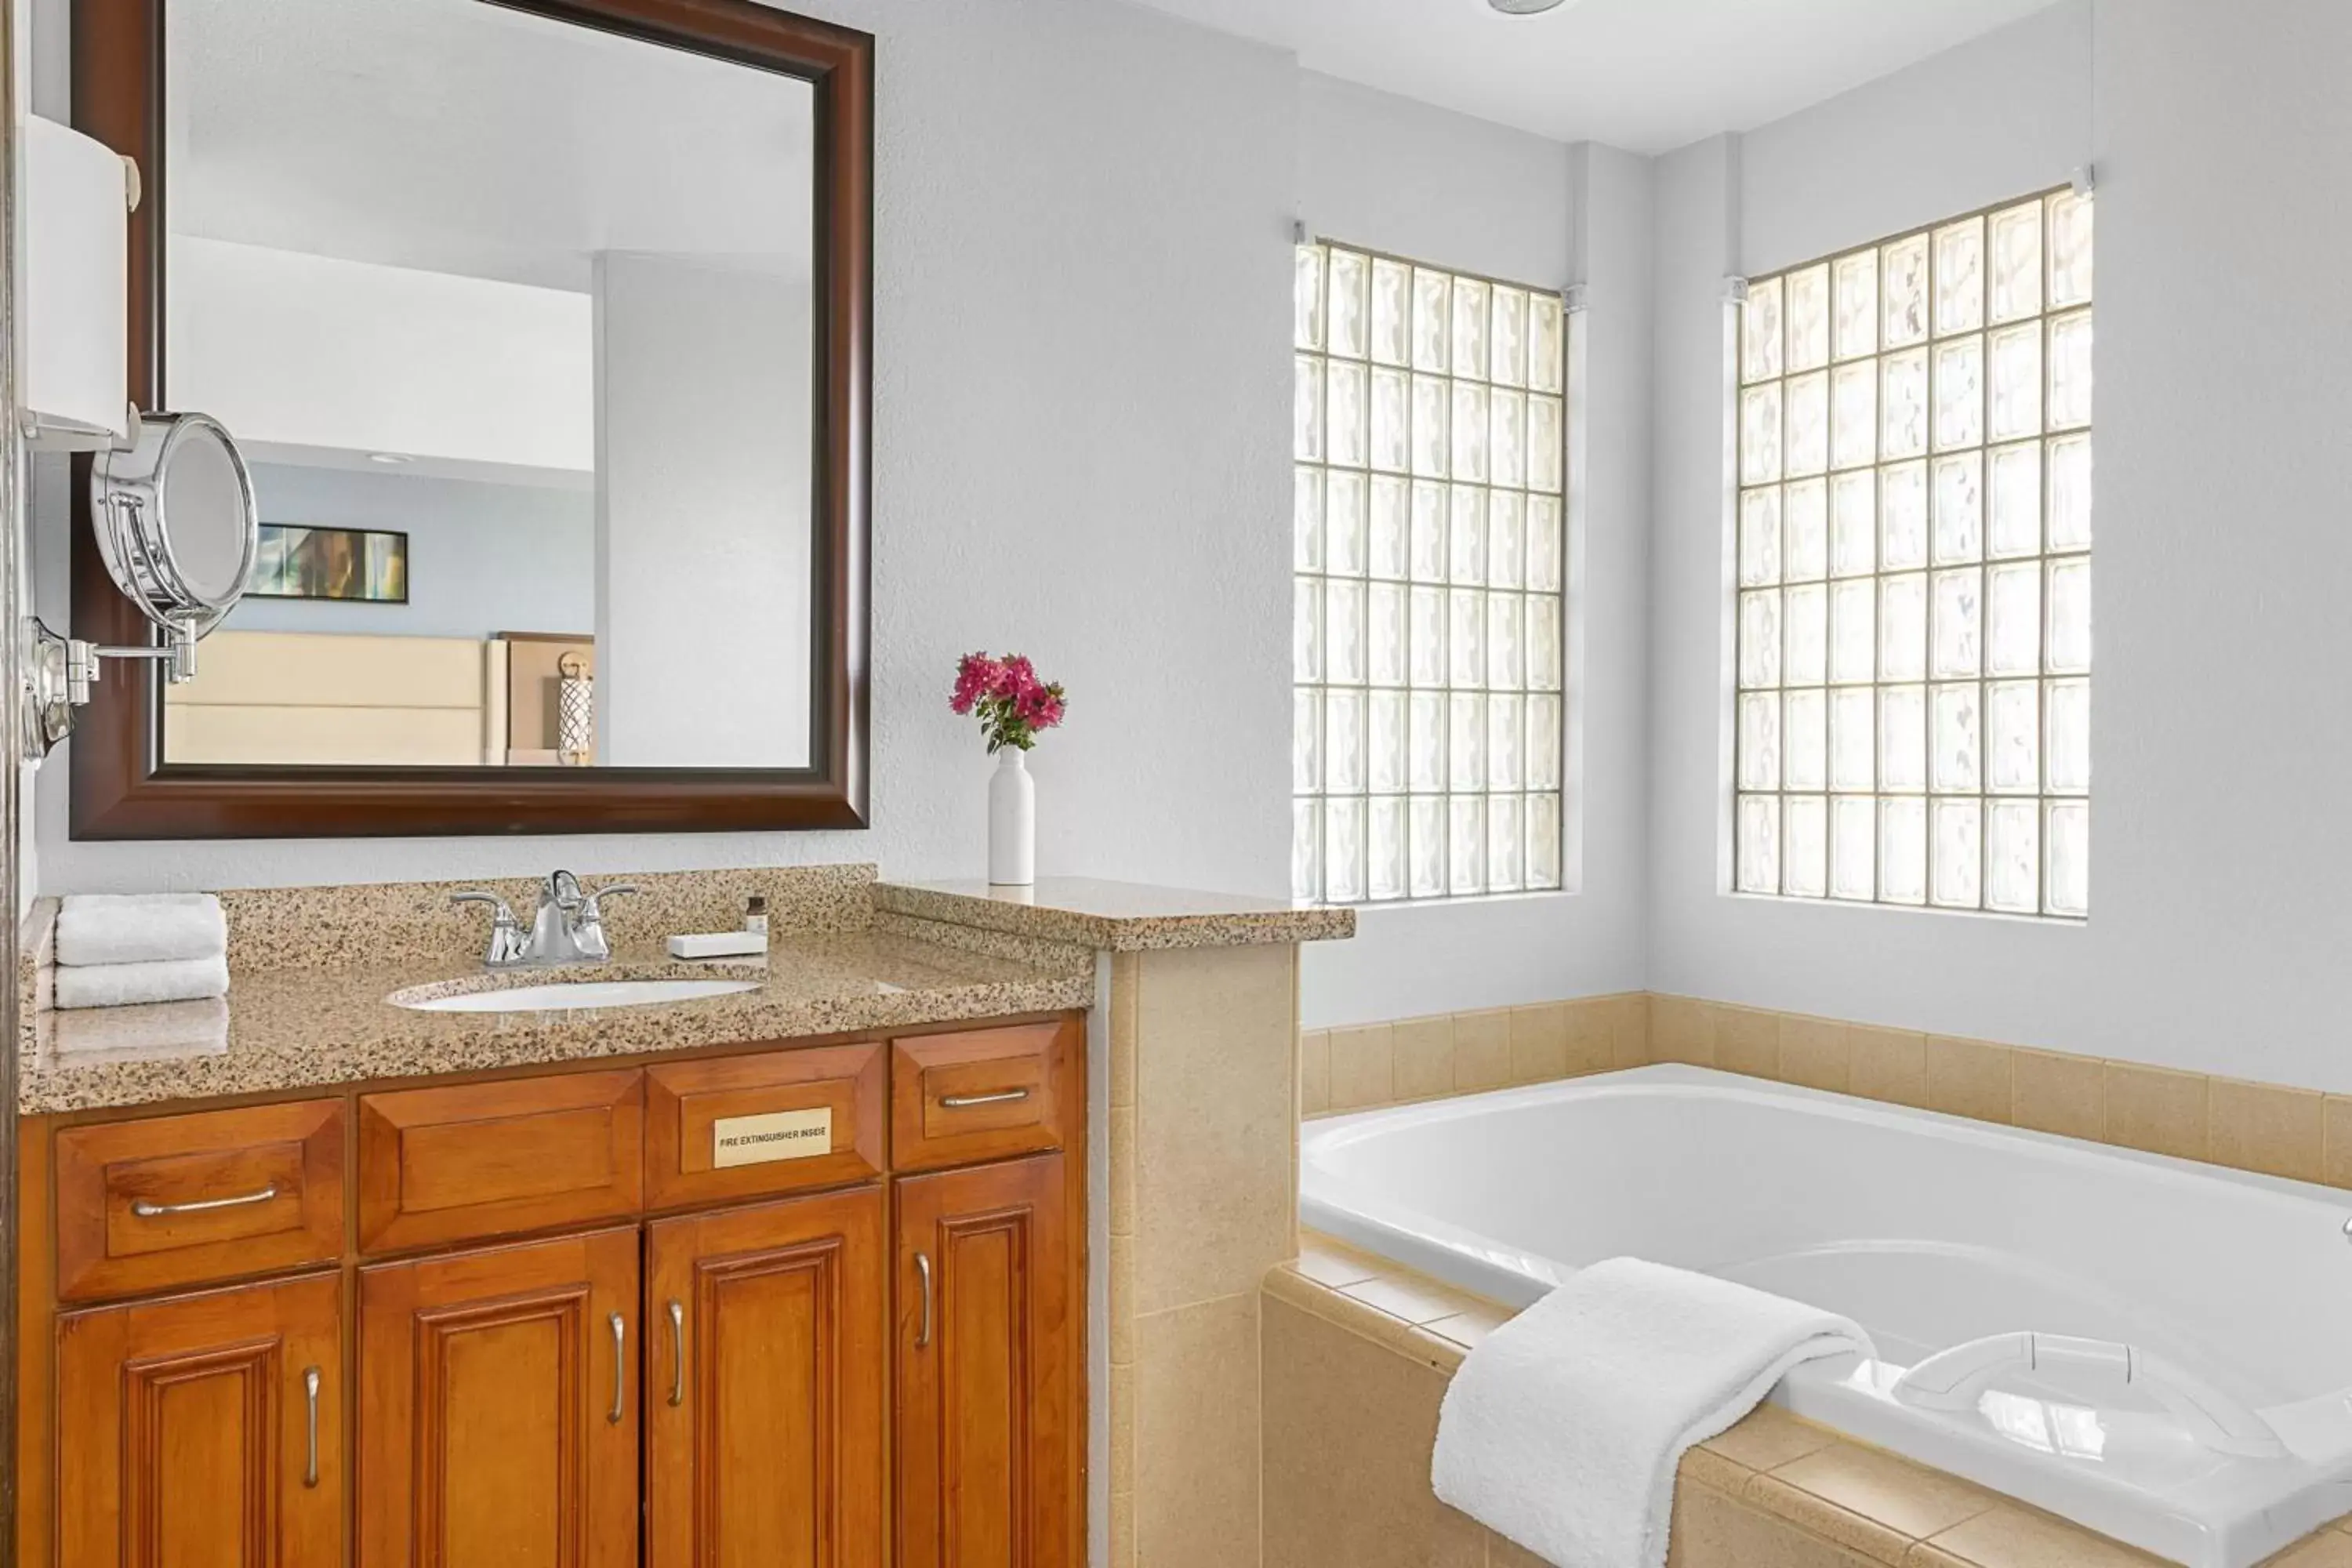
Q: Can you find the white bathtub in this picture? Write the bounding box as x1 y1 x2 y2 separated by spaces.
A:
1300 1065 2352 1568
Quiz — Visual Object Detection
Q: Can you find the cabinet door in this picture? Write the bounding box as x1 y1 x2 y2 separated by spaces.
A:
55 1271 343 1568
645 1188 887 1568
358 1227 639 1568
894 1153 1079 1568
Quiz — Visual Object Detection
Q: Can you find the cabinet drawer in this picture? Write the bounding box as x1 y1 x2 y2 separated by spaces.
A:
890 1021 1079 1173
645 1043 886 1208
55 1099 346 1301
358 1070 643 1253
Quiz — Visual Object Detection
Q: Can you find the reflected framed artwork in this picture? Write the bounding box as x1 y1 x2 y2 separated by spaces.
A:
248 524 409 604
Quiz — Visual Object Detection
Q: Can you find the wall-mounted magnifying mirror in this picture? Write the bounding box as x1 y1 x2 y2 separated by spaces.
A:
21 408 260 759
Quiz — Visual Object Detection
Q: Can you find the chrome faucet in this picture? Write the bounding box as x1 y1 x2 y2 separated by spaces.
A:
449 870 639 969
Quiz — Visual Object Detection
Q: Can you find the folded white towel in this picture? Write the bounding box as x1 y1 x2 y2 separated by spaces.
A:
52 997 230 1059
53 955 230 1011
1432 1257 1874 1568
56 893 227 967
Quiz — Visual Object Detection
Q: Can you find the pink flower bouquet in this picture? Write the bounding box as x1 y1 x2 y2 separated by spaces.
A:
949 652 1069 753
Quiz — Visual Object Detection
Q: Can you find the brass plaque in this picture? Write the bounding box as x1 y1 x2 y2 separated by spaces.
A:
711 1107 833 1168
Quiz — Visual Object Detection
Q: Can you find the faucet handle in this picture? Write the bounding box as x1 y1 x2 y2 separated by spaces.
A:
586 882 639 903
450 891 526 967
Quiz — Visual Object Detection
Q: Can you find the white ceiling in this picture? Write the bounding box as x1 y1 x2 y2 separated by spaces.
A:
1130 0 2063 154
166 0 813 292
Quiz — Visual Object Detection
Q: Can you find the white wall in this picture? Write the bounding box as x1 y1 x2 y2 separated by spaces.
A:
1650 0 2352 1094
166 236 593 473
593 253 811 768
224 463 593 641
36 0 1299 921
1291 74 1650 1028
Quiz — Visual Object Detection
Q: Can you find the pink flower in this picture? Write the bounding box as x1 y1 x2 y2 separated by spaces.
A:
949 652 1004 715
996 655 1039 701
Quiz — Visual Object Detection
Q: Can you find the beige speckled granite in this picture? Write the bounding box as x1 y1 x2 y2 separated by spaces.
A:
22 928 1091 1115
220 862 876 970
874 877 1354 951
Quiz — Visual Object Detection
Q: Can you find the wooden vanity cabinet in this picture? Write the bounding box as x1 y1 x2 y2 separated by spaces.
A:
357 1226 641 1568
19 1012 1085 1568
895 1152 1080 1568
53 1271 343 1568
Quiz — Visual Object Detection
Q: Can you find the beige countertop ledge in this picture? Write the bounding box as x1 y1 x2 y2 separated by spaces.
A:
873 875 1354 951
19 865 1347 1116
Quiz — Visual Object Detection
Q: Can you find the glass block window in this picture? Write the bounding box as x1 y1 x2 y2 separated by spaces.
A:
1291 241 1568 904
1734 188 2093 917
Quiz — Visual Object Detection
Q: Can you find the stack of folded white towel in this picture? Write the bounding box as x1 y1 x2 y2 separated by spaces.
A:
53 893 230 1010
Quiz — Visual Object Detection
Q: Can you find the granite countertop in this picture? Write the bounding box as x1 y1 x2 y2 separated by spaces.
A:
21 928 1093 1116
874 877 1355 951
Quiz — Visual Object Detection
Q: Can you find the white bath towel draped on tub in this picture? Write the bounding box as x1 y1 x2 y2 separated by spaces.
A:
1431 1255 1875 1568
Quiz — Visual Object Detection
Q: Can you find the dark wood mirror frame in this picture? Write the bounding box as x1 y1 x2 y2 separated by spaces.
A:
67 0 873 839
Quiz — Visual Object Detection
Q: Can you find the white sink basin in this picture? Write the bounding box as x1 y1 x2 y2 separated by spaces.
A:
397 978 761 1014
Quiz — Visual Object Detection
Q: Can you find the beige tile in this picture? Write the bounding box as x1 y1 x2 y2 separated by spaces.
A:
2104 1061 2209 1162
1917 1505 2168 1567
1666 1479 1879 1568
1132 945 1299 1314
2209 1076 2325 1183
1848 1026 1930 1109
1300 1029 1331 1116
1109 1105 1138 1236
1341 1271 1474 1327
1761 1443 1994 1550
1563 999 1617 1076
2010 1048 2107 1141
2266 1532 2352 1567
1680 1442 1755 1495
1715 1006 1781 1079
1421 1298 1515 1352
1926 1036 2013 1124
1650 994 1718 1066
1136 1292 1261 1568
1696 1406 1839 1472
1109 951 1139 1109
1109 1494 1134 1568
1109 1363 1134 1493
1109 1232 1136 1364
2326 1096 2352 1190
1604 993 1653 1068
1508 1003 1573 1083
1294 1232 1384 1290
1779 1018 1851 1094
1330 1022 1398 1110
1261 1293 1479 1568
1453 1009 1514 1091
1393 1015 1458 1102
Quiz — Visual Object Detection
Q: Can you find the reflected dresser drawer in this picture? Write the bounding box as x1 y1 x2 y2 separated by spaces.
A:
357 1069 643 1253
644 1041 886 1207
890 1020 1080 1174
55 1099 347 1301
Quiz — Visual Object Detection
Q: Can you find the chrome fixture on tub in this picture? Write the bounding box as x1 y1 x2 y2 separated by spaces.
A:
450 870 639 969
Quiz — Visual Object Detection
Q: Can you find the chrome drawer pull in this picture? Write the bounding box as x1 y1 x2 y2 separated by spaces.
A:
914 1252 934 1349
608 1313 626 1425
303 1367 321 1487
939 1088 1029 1109
131 1184 278 1218
667 1299 685 1408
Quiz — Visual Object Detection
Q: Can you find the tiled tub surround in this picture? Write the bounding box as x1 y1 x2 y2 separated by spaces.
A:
1262 1236 2352 1568
1310 992 2352 1192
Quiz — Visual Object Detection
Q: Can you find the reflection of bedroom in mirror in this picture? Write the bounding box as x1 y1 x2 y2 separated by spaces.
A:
157 0 817 771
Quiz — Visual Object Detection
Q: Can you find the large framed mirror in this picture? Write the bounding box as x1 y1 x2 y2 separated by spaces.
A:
68 0 872 837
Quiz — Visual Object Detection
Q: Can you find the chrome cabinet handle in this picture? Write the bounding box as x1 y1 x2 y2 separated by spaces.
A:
132 1184 277 1218
303 1366 321 1487
914 1252 934 1349
608 1312 626 1425
667 1299 685 1408
939 1088 1029 1109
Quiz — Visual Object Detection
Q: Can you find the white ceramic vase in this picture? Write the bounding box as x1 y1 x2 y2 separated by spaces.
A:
988 748 1036 886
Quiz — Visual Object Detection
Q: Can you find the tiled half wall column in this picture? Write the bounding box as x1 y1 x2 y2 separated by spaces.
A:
1109 943 1301 1568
